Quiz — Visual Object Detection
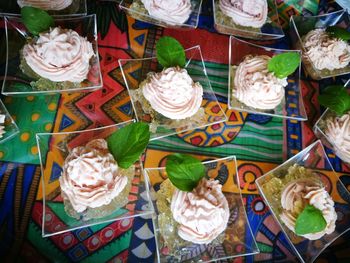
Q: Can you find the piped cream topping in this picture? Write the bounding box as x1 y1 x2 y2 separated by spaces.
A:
141 66 203 120
17 0 73 10
280 178 337 240
219 0 268 28
23 27 94 83
303 28 350 71
141 0 192 25
170 178 229 244
233 55 287 110
325 112 350 163
59 139 128 213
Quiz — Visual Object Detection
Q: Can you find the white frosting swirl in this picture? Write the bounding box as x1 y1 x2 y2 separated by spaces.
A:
17 0 73 10
141 0 192 25
142 66 203 119
303 29 350 71
280 178 337 240
219 0 268 28
171 178 229 244
0 114 5 139
59 139 128 213
23 27 94 83
233 55 287 110
325 112 350 163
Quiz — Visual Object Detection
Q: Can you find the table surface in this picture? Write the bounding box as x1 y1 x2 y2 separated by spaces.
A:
1 0 350 262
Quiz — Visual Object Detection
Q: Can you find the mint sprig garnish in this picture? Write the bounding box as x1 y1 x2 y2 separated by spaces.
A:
318 85 350 115
107 122 150 169
21 6 54 36
295 204 327 235
156 36 186 68
267 52 300 79
165 153 205 192
326 26 350 41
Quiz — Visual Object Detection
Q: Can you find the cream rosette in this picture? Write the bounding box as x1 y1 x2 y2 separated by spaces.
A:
17 0 73 10
59 139 128 213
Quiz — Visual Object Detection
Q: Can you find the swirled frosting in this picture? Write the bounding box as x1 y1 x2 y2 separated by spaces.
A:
141 0 192 25
59 139 128 213
141 66 203 119
17 0 73 10
171 178 229 244
0 114 5 139
280 178 337 240
23 27 94 83
233 55 287 110
303 29 350 71
325 112 350 163
219 0 268 28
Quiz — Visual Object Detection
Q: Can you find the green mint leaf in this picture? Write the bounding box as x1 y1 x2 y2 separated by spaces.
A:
156 36 186 68
326 26 350 41
267 52 301 79
107 122 150 169
318 85 350 115
165 153 205 192
295 204 327 235
21 6 54 35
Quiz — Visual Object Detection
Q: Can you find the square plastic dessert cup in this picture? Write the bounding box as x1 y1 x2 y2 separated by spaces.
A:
228 36 307 120
2 14 102 96
119 45 227 140
119 0 203 29
256 140 350 263
145 156 259 263
36 120 154 237
290 9 350 80
0 99 19 144
0 0 87 17
213 0 284 39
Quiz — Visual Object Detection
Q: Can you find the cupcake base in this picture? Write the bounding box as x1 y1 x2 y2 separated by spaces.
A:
61 165 135 221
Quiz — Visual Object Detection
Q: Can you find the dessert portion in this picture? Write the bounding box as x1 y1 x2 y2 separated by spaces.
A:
302 28 350 71
171 178 230 244
280 178 337 240
17 0 73 10
260 164 337 240
0 114 5 139
324 112 350 163
219 0 268 28
59 139 133 219
139 0 192 25
141 66 203 120
233 55 287 110
22 26 94 84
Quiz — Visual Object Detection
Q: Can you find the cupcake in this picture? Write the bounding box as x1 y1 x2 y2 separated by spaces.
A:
130 0 192 25
218 0 267 28
156 154 229 254
260 164 337 240
20 26 95 90
59 139 134 219
301 28 350 79
232 55 288 110
17 0 73 10
0 114 5 139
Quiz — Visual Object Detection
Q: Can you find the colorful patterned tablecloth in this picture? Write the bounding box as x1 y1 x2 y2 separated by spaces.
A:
1 0 350 262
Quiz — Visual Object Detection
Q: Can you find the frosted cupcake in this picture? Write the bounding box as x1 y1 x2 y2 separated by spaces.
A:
129 0 192 25
59 139 134 220
301 28 350 79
